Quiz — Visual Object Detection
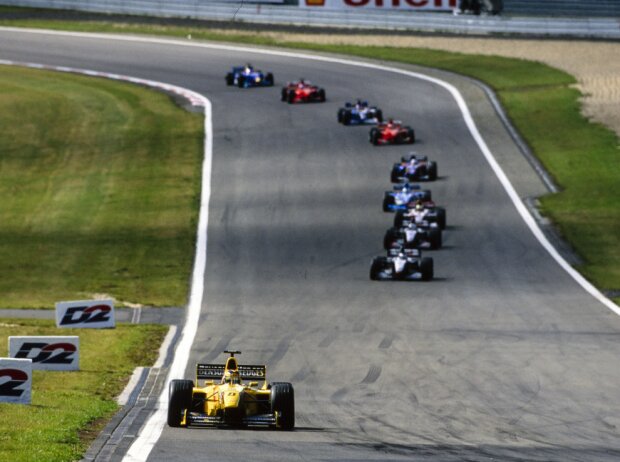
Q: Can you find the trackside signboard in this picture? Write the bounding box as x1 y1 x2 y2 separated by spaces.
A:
55 299 115 329
0 358 32 404
9 336 80 371
300 0 457 10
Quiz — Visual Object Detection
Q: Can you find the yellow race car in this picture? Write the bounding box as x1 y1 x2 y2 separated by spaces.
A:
167 350 295 430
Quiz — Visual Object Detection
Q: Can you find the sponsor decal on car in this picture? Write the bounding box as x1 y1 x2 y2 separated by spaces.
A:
197 364 226 379
197 364 266 380
239 365 266 378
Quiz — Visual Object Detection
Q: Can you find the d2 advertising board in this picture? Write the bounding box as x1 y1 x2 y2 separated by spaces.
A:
55 299 115 329
0 358 32 404
9 336 80 371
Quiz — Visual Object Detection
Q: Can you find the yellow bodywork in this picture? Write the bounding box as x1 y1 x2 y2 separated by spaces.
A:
181 353 275 427
169 350 293 429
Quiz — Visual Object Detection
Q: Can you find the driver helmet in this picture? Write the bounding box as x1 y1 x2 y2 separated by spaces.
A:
223 370 241 385
407 222 416 229
415 201 424 211
398 252 405 259
244 64 253 73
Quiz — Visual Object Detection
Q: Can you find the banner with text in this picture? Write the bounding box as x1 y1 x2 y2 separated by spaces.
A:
9 336 80 371
301 0 458 10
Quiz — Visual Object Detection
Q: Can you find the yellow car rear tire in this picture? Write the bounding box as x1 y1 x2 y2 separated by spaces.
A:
270 382 295 430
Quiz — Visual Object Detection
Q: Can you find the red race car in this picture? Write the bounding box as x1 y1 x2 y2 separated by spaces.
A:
281 79 326 104
369 119 415 145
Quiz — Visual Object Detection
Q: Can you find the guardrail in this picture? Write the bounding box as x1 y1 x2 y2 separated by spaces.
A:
505 0 620 18
1 0 619 38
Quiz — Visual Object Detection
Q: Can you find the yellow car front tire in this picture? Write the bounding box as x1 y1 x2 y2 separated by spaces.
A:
167 379 194 427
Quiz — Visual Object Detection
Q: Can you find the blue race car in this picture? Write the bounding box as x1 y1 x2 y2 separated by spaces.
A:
337 100 383 125
382 183 432 212
225 64 274 88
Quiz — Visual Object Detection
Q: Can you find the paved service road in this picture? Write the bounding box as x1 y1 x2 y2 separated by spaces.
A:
2 29 620 462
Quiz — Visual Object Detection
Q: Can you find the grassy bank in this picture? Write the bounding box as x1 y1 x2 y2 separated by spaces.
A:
0 66 203 308
0 12 618 302
0 318 167 462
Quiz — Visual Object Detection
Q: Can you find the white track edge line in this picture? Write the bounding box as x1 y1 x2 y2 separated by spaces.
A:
2 26 618 461
124 88 212 462
46 27 611 317
0 56 212 461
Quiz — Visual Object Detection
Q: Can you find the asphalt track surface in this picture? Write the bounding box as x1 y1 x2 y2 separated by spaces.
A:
2 29 620 462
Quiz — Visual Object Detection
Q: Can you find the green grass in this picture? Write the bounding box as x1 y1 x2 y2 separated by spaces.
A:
0 66 203 308
0 12 618 302
501 84 620 291
0 318 168 462
0 10 617 462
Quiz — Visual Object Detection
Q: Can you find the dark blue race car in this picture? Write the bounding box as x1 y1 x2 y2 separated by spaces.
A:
391 154 437 183
226 64 274 88
382 183 432 212
337 100 383 125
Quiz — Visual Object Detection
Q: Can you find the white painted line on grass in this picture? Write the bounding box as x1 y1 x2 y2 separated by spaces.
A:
131 306 142 324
